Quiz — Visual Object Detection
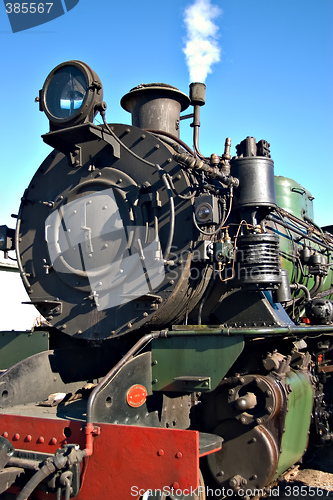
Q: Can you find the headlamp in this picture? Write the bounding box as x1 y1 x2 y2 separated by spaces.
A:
194 194 219 225
39 60 104 130
196 204 212 222
0 225 15 252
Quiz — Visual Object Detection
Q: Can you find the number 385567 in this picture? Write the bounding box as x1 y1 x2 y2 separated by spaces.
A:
5 3 53 14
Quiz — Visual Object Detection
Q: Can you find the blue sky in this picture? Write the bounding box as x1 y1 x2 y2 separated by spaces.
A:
0 0 332 231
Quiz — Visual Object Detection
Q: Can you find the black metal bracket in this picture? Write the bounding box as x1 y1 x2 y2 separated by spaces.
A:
42 123 121 167
173 376 211 391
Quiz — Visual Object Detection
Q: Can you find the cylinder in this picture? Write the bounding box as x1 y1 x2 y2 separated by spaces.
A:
121 83 190 138
274 269 292 303
189 82 206 106
235 233 282 289
230 156 276 209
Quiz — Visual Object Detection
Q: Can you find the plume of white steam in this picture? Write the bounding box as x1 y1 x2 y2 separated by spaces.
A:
183 0 222 83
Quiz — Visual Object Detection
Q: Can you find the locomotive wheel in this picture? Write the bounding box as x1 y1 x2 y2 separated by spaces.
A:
141 471 205 500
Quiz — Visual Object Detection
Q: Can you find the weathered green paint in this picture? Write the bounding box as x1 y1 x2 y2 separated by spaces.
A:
272 176 333 302
275 370 314 477
151 334 244 392
275 176 314 220
0 331 49 369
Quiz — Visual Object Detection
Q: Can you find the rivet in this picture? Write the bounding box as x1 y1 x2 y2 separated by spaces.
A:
25 435 32 442
2 432 8 438
13 434 20 441
172 483 180 490
176 452 183 459
38 436 45 444
157 449 164 456
50 437 57 445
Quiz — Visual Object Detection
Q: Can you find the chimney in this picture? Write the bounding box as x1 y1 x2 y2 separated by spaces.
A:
121 83 190 138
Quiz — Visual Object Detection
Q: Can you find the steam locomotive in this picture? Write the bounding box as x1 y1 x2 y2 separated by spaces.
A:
0 60 333 499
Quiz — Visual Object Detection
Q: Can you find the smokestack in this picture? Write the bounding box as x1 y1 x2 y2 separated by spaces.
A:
121 83 190 138
189 82 206 106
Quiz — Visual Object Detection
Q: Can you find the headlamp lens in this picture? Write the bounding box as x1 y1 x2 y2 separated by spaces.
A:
46 66 87 119
196 204 212 221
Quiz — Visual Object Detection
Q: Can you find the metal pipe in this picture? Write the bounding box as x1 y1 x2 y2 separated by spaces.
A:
189 82 208 160
267 214 333 251
155 164 175 259
16 459 58 500
310 275 324 298
277 206 331 243
8 456 40 470
146 129 195 156
290 283 311 302
86 331 162 424
192 121 207 160
15 215 31 291
173 152 239 187
162 325 333 336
